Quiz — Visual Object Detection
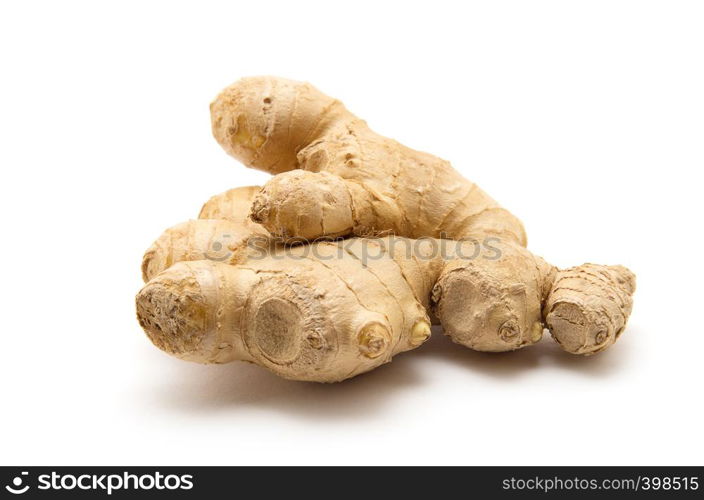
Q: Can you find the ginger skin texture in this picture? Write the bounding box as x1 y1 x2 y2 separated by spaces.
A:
136 77 636 382
211 77 526 245
141 187 270 282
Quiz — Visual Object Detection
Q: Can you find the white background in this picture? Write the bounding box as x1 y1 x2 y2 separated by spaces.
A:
1 1 702 466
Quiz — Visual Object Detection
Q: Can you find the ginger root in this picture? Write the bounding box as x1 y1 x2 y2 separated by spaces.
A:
136 76 636 383
211 77 526 245
137 238 433 381
210 77 636 355
141 186 270 282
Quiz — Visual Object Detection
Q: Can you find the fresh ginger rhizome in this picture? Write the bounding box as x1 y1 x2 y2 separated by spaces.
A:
136 77 635 382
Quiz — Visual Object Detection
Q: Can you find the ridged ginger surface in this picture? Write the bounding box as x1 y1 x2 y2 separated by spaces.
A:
136 77 636 382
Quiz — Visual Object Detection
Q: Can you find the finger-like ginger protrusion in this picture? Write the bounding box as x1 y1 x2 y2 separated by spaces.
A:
137 240 433 382
211 76 526 245
136 261 255 364
250 170 357 241
431 240 550 352
544 264 636 355
199 185 263 221
142 186 272 282
210 77 347 174
141 219 269 282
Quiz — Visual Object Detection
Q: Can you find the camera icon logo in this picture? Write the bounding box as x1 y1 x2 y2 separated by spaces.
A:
5 472 29 495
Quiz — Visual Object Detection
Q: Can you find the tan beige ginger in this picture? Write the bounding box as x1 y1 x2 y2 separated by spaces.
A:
136 76 636 382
